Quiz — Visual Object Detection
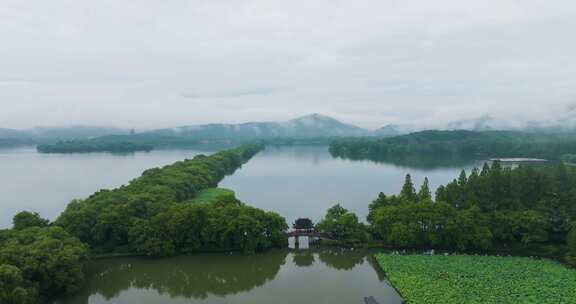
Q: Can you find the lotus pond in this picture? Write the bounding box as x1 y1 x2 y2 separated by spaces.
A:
375 254 576 304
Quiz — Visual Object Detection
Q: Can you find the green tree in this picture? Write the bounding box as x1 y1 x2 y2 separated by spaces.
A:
0 226 88 302
0 264 35 304
446 205 492 251
330 130 576 162
480 162 491 176
458 170 468 186
12 212 48 230
418 177 432 201
316 204 366 243
369 157 576 253
400 174 417 202
567 226 576 266
367 192 388 223
129 196 287 256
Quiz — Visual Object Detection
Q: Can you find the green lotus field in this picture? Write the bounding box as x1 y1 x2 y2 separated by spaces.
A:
376 254 576 304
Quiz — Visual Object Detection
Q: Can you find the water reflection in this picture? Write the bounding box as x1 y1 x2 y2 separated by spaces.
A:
331 152 480 170
56 250 288 304
293 250 315 267
318 248 366 270
55 249 402 304
220 145 482 226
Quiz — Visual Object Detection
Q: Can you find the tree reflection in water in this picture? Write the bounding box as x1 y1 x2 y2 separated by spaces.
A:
56 249 388 304
317 248 366 270
56 250 288 304
293 250 315 267
330 152 480 170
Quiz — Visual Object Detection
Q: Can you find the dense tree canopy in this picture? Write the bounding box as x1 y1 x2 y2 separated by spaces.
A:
330 130 576 161
0 264 33 304
37 140 154 153
130 197 287 256
436 163 576 245
0 220 88 304
316 204 366 244
368 162 576 259
400 174 417 202
12 212 49 230
567 226 576 266
369 197 492 251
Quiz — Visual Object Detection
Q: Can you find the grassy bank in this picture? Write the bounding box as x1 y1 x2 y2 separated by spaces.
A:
375 254 576 304
189 188 236 204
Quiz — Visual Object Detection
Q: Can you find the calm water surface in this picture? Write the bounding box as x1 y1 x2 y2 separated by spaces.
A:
221 145 484 224
0 147 213 228
55 249 403 304
1 145 482 228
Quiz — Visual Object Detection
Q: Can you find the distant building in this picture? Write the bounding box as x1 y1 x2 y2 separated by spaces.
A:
293 218 314 232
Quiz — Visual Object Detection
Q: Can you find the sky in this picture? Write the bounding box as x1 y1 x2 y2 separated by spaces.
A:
1 0 576 130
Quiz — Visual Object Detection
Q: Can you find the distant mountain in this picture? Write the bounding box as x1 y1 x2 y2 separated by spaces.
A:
0 128 31 139
444 112 576 134
373 124 403 137
0 128 34 146
446 115 498 131
149 114 369 139
0 126 130 147
29 126 130 141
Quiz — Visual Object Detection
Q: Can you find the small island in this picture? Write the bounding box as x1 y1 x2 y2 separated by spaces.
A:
36 140 154 153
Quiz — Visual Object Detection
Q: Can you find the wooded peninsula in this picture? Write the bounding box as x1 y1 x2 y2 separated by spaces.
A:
330 130 576 161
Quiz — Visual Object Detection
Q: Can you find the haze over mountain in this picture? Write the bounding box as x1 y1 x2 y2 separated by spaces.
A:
5 110 576 147
0 126 130 145
437 105 576 133
149 114 369 139
375 102 576 134
148 111 576 140
372 125 403 137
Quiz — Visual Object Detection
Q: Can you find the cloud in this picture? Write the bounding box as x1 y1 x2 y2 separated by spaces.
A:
0 81 32 86
0 0 575 129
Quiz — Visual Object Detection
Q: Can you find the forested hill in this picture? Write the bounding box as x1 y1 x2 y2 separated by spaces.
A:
37 140 154 153
0 128 35 147
0 126 130 146
329 130 576 161
149 113 368 139
33 114 369 153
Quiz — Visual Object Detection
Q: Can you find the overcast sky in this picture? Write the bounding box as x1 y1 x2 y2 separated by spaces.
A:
1 0 575 130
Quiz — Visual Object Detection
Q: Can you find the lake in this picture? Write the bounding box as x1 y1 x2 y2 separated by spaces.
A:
54 248 403 304
1 145 486 304
221 145 484 225
0 145 483 228
0 147 211 229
